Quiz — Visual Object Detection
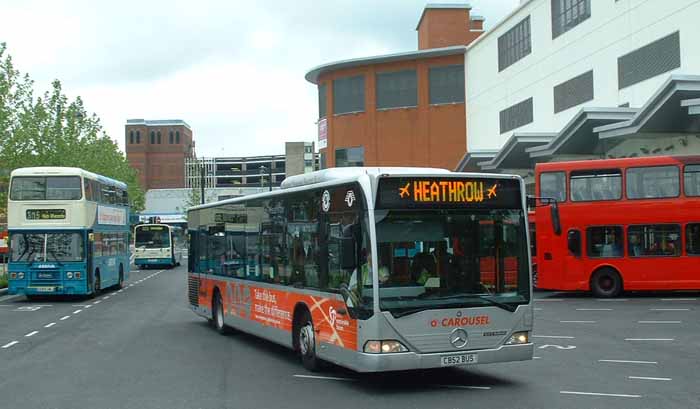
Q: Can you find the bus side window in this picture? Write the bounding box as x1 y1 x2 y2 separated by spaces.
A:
567 229 581 257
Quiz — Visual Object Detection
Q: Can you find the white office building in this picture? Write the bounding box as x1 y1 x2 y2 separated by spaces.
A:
458 0 700 182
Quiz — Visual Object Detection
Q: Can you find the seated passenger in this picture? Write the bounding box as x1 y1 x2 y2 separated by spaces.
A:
411 252 438 286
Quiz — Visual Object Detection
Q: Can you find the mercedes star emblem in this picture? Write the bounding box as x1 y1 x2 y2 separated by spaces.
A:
450 328 469 348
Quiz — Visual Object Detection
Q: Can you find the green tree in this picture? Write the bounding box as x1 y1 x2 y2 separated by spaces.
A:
0 43 144 214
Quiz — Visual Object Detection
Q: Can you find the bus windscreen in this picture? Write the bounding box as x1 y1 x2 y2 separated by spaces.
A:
135 226 170 249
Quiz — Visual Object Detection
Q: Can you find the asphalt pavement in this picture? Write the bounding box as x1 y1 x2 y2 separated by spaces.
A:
0 265 697 409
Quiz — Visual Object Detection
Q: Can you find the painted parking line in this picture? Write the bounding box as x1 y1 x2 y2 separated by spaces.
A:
2 341 19 349
534 308 543 311
638 321 681 324
73 309 82 314
436 384 491 390
576 308 612 311
599 360 657 365
560 391 641 398
625 338 674 341
628 376 672 381
535 299 564 302
25 331 38 337
44 322 56 328
84 305 92 309
560 320 596 323
596 299 629 302
533 335 575 339
650 308 690 311
60 315 70 321
660 298 696 301
293 374 355 382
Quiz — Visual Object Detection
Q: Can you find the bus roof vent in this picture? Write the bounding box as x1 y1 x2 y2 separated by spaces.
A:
280 167 450 189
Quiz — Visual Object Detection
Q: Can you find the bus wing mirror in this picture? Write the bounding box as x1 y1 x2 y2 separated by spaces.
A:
340 237 357 270
551 202 562 236
526 195 536 210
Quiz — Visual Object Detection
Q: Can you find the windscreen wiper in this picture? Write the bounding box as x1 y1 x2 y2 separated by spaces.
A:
475 295 517 312
390 307 432 318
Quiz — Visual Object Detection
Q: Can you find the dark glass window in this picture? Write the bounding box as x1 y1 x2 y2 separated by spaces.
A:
587 226 623 258
626 166 680 199
333 75 365 115
320 152 327 170
498 16 531 71
539 171 566 202
318 83 327 118
169 131 173 144
553 70 594 113
570 169 622 201
500 97 533 134
336 147 364 167
377 69 418 109
176 131 180 144
136 131 140 144
618 31 680 89
684 165 700 196
429 65 464 105
129 131 134 144
10 176 82 201
628 225 681 257
157 131 161 144
150 131 155 144
551 0 590 39
686 224 700 255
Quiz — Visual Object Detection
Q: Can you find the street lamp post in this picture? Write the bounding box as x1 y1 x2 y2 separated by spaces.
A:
199 163 205 205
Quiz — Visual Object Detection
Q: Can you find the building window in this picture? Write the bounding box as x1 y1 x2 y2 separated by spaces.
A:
687 224 700 256
156 132 161 144
376 69 417 109
685 165 700 196
551 0 590 39
553 70 594 113
169 131 174 144
129 131 134 144
320 152 327 170
304 145 313 153
628 225 681 257
570 169 621 201
136 131 140 144
498 16 531 72
333 75 365 115
626 166 680 199
335 147 364 167
500 97 533 134
318 83 327 118
540 171 566 202
428 65 464 105
176 131 180 144
618 31 680 89
587 226 623 258
150 131 155 144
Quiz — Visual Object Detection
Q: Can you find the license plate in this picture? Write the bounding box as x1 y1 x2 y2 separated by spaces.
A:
35 286 56 293
441 353 478 366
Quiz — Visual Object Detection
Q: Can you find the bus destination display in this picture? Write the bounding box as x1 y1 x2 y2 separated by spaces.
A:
26 209 66 220
377 177 522 209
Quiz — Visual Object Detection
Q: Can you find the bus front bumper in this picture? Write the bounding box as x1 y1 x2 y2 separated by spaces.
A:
135 258 171 266
347 343 534 373
8 282 90 296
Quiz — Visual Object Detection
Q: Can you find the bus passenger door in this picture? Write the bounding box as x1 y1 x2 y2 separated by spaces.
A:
563 229 585 288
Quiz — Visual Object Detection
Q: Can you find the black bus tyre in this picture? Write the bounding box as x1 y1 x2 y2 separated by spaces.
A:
590 268 622 298
297 309 322 372
212 291 230 335
117 265 125 289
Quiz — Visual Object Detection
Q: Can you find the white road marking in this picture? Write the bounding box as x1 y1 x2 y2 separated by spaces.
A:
129 284 134 287
533 356 542 359
599 360 657 365
625 338 674 341
2 341 19 349
44 322 56 328
25 331 38 337
534 308 543 311
73 309 82 314
560 391 641 398
118 290 123 293
84 305 92 309
533 335 575 339
293 374 355 382
650 308 690 311
93 300 101 304
60 315 70 320
535 299 564 302
628 376 672 381
576 308 612 311
638 321 681 324
596 299 629 302
436 384 492 390
660 298 696 301
560 320 596 323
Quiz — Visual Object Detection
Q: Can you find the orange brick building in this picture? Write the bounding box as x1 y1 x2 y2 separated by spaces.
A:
306 4 484 170
125 119 195 190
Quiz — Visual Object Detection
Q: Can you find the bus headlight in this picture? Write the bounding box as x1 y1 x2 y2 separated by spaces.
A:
18 272 25 280
66 272 73 279
363 340 409 354
505 331 529 345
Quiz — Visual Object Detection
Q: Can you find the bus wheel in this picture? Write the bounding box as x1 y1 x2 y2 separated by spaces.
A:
590 268 622 298
117 265 125 289
212 291 229 335
297 310 322 372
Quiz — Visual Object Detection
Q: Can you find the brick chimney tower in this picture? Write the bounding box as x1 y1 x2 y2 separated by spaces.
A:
416 3 485 50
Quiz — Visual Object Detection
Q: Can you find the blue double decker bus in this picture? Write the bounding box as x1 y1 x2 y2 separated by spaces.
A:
7 167 130 298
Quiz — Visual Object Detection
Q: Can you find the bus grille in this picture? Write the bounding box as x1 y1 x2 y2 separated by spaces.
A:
31 270 61 286
188 276 200 306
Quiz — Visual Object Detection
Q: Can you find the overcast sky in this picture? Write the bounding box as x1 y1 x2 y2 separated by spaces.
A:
0 0 518 157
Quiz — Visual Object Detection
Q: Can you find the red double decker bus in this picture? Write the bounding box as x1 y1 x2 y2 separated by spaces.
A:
535 156 700 297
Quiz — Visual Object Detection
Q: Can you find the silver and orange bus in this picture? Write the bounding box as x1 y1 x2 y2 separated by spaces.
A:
187 167 533 372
